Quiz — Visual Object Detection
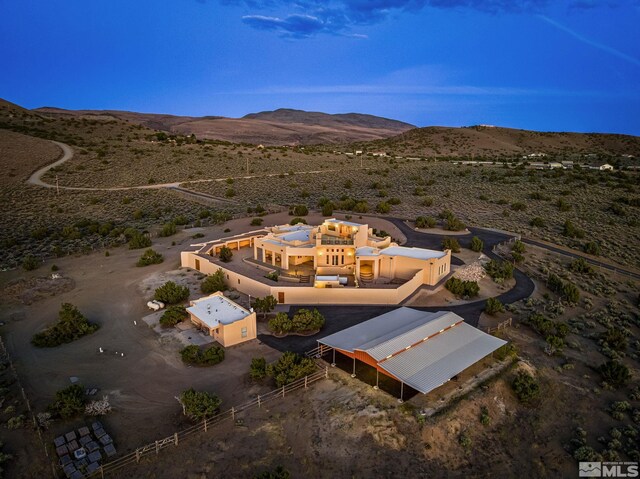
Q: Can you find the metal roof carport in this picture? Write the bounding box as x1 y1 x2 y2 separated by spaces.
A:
316 308 506 401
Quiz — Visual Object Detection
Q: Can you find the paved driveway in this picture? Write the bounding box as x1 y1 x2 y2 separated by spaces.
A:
260 217 536 355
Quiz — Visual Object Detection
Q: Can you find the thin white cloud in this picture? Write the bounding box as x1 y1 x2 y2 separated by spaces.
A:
537 14 640 67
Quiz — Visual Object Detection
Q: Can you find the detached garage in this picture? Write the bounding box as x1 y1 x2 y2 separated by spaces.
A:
317 308 506 400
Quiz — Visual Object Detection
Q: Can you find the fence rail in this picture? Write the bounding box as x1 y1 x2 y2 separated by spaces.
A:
85 367 328 478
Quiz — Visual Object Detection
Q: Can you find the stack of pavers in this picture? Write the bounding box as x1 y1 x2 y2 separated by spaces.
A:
55 421 117 478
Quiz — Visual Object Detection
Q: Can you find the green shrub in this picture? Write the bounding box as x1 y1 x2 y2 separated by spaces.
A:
159 222 177 237
479 406 491 426
218 246 233 262
547 273 580 303
160 306 188 327
562 219 584 239
375 202 391 214
442 237 461 253
128 232 152 249
179 388 221 421
321 202 334 216
22 255 39 271
136 248 163 267
180 345 225 366
249 357 267 381
600 328 628 352
254 465 291 479
484 260 514 282
530 217 546 227
512 240 526 254
511 201 527 211
251 295 278 318
599 360 631 388
48 384 86 419
201 269 227 294
458 431 472 448
511 371 540 404
267 352 317 387
290 217 307 225
570 258 592 274
32 303 99 347
485 297 505 315
250 218 263 226
494 343 517 361
584 241 601 256
268 312 292 334
291 309 325 332
445 217 466 231
445 278 479 298
415 216 436 228
154 281 189 304
470 236 484 252
289 205 309 216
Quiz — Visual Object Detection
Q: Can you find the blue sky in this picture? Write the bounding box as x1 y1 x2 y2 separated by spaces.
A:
1 0 639 134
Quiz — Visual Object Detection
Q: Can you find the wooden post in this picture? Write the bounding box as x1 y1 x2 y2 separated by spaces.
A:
304 375 308 389
136 448 140 463
204 418 207 432
258 395 261 407
282 385 285 398
351 357 356 377
231 407 235 420
325 366 328 378
100 465 104 479
155 440 159 454
332 348 336 366
174 432 178 446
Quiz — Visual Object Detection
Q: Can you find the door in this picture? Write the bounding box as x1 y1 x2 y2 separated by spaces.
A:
278 292 285 304
195 259 200 271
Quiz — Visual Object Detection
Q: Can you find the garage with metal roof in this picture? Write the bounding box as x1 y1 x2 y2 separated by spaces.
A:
316 308 506 401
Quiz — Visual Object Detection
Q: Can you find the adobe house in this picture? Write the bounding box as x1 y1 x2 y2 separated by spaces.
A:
181 218 452 305
186 292 257 347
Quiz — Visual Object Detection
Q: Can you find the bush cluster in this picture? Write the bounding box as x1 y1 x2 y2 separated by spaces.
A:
442 237 461 253
201 269 227 294
136 248 163 267
445 277 479 298
485 260 514 282
180 345 225 366
32 303 99 348
154 281 190 304
511 371 540 404
268 309 325 335
547 273 580 304
267 352 317 387
159 305 188 327
179 388 221 421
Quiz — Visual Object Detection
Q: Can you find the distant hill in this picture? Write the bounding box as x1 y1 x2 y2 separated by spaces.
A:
33 106 415 146
355 125 640 158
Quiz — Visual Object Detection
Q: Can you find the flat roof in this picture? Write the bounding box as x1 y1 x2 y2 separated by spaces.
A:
380 246 446 260
187 294 251 329
318 308 506 394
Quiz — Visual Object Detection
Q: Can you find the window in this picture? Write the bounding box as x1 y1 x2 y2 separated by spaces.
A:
241 327 247 338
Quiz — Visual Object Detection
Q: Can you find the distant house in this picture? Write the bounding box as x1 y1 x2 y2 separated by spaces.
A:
599 163 614 171
186 292 257 347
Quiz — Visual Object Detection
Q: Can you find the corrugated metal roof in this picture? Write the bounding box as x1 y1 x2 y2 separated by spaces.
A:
364 311 460 361
318 307 427 353
318 308 462 361
379 323 506 394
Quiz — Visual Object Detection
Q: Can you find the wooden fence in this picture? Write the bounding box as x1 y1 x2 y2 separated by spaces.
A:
485 317 512 334
0 337 55 477
85 366 328 478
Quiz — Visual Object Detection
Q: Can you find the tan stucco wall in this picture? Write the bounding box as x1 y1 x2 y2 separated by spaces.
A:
181 252 433 305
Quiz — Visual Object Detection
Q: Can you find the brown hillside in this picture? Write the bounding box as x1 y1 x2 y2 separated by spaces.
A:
33 107 414 146
356 125 640 158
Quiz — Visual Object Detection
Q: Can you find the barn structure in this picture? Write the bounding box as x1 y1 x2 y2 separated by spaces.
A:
316 308 506 400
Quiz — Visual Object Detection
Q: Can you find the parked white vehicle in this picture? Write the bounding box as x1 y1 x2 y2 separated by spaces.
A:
146 300 165 311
